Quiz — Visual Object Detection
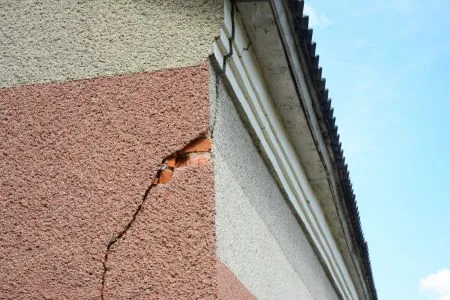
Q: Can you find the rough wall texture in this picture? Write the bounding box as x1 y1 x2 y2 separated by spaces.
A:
104 161 216 299
217 261 255 300
0 0 223 88
0 63 211 299
211 72 340 300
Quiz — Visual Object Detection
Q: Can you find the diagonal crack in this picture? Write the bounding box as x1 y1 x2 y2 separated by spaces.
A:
100 177 157 300
100 133 212 300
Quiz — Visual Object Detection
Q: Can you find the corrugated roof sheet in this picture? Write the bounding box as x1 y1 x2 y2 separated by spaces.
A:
286 0 378 298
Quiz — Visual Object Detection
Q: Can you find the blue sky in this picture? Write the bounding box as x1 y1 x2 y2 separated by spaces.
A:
303 0 450 299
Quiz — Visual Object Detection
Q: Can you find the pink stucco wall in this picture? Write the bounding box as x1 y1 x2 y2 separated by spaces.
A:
217 261 256 300
0 64 214 298
104 162 216 299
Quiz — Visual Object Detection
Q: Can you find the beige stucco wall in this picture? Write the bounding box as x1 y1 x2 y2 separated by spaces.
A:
0 0 223 88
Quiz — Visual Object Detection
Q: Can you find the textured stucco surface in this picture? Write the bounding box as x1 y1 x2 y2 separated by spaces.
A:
212 73 340 300
0 64 210 298
104 162 216 299
0 0 223 88
217 261 255 300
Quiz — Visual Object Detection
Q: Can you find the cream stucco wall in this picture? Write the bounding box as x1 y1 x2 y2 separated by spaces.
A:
211 70 340 300
0 0 223 88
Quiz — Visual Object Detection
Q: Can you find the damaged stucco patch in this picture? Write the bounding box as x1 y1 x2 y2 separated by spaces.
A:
102 144 216 299
154 136 213 185
101 135 213 299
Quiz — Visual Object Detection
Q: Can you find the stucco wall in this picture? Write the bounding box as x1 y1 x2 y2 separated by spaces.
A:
0 63 214 299
217 261 256 300
104 162 216 299
211 71 340 300
0 0 223 88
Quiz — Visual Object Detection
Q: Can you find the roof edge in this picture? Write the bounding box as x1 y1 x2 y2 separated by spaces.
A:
277 0 378 298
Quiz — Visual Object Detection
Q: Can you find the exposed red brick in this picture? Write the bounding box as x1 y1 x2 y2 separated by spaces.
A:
165 156 177 169
152 137 212 186
177 152 211 168
181 137 212 154
158 169 173 185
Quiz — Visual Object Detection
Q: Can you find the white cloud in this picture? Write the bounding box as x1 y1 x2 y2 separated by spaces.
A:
303 2 333 28
420 268 450 300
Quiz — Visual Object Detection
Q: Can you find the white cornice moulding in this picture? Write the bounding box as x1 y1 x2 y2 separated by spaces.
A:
213 1 358 299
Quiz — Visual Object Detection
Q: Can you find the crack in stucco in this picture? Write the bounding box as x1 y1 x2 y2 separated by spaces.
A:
100 134 212 299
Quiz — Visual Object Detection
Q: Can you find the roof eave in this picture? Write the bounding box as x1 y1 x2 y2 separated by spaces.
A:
272 0 378 298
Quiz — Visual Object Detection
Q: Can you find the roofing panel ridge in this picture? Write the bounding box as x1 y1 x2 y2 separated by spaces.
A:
285 0 378 298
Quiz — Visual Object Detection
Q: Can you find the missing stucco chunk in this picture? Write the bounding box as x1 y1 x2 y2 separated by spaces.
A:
100 134 212 299
154 136 212 185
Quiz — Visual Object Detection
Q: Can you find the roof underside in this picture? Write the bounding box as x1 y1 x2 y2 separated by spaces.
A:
284 1 377 298
235 0 377 298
